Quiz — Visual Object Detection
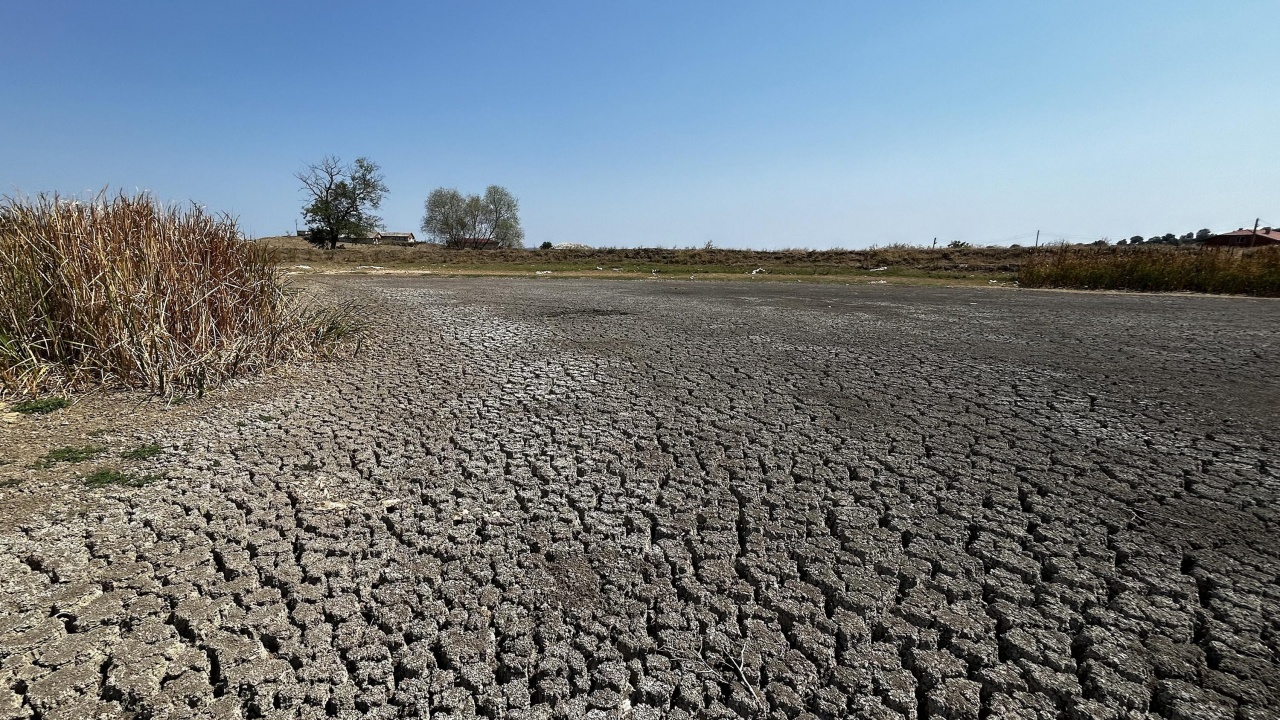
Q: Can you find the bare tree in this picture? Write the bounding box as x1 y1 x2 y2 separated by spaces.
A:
296 156 387 249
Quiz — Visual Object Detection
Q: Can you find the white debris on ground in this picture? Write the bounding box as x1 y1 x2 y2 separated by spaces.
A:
868 266 888 271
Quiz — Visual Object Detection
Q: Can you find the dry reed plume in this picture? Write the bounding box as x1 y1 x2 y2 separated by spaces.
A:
1018 244 1280 296
0 192 356 397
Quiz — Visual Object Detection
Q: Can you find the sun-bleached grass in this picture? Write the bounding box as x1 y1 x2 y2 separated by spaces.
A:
0 192 357 397
261 235 1030 275
1018 245 1280 296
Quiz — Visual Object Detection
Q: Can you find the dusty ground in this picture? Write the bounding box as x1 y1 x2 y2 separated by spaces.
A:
1 277 1277 720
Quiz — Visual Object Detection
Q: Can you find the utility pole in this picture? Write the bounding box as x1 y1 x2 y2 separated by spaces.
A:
1253 218 1260 247
932 237 937 249
1034 230 1040 248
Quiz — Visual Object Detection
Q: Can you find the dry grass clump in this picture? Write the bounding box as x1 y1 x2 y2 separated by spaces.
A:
0 192 356 397
1019 245 1280 296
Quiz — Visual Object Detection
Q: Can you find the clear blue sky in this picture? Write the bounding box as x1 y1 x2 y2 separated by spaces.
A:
3 1 1277 248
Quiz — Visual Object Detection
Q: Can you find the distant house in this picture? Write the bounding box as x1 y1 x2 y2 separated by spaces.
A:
349 232 419 246
377 232 417 245
1204 227 1280 247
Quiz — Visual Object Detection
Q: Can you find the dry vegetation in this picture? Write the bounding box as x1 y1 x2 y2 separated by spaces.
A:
266 236 1280 296
1020 244 1280 296
0 193 355 398
262 235 1028 277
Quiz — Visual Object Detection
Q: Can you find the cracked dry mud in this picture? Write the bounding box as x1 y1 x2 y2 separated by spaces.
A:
2 278 1278 720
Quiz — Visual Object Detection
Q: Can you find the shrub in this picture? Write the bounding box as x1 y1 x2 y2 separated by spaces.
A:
0 192 357 396
1019 245 1280 296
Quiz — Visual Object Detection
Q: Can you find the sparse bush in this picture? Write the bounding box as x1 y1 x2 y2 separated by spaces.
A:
0 192 358 397
1019 245 1280 295
84 467 158 488
10 397 70 414
121 443 164 460
37 445 104 468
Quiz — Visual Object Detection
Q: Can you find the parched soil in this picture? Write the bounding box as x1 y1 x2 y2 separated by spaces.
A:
1 278 1277 719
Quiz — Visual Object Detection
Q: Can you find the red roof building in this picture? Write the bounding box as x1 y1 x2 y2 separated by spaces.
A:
1204 227 1280 247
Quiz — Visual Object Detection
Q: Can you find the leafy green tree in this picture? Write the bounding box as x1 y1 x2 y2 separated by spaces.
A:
483 186 524 249
1129 235 1144 244
539 241 553 250
420 185 524 249
421 188 469 246
1195 228 1213 240
296 156 387 249
947 240 970 249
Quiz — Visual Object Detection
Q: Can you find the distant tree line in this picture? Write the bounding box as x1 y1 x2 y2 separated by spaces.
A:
1117 229 1213 246
295 156 524 249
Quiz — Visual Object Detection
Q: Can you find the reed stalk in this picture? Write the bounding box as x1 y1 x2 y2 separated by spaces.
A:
0 191 355 396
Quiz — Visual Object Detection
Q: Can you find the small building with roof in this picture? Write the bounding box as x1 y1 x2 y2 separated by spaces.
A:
1204 227 1280 247
376 232 418 245
348 231 418 245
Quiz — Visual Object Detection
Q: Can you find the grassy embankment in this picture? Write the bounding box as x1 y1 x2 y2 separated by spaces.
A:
266 236 1280 296
261 235 1023 284
1020 245 1280 296
0 193 355 399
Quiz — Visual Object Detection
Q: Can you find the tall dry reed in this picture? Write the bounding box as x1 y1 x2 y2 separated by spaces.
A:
1018 244 1280 296
0 192 355 396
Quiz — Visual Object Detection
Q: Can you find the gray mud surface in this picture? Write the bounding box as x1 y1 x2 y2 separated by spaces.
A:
2 278 1278 719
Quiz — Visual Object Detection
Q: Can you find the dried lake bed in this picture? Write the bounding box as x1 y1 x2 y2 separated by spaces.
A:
2 277 1277 719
